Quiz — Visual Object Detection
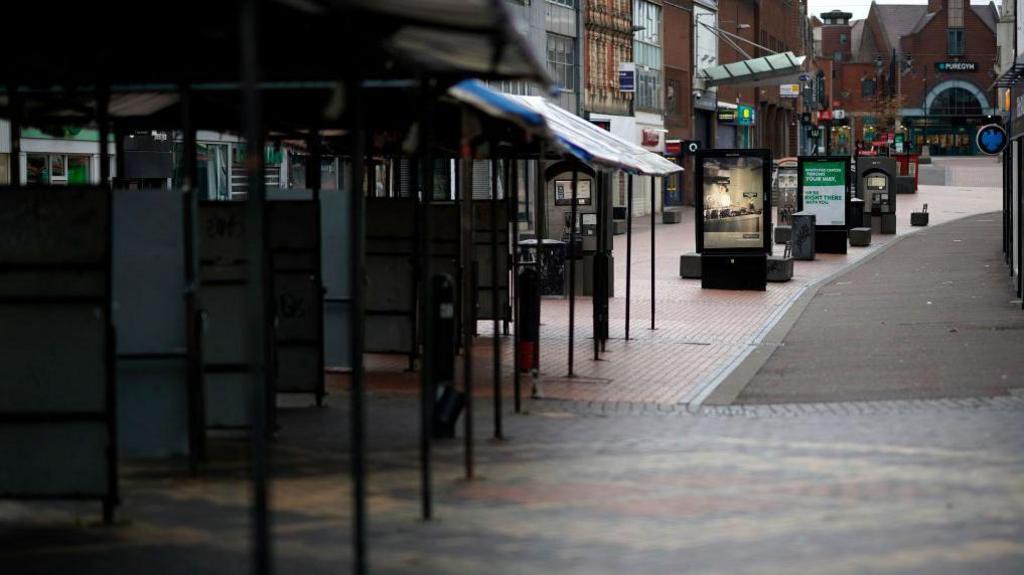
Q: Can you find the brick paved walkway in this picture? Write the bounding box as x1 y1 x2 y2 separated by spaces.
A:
361 182 1003 407
4 389 1022 575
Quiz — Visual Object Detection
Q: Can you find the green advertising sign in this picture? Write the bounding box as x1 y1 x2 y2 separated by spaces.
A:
801 160 846 226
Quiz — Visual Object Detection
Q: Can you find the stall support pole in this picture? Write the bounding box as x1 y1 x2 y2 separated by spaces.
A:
625 176 633 340
308 127 325 407
8 86 21 187
180 85 204 472
348 76 368 575
418 82 435 521
241 1 271 571
97 84 118 526
568 167 578 377
650 176 656 330
502 159 512 336
491 157 503 439
459 110 475 479
511 159 521 413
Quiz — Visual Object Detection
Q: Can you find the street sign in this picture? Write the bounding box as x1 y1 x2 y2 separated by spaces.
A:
799 73 810 82
619 62 636 93
976 124 1008 155
833 109 846 120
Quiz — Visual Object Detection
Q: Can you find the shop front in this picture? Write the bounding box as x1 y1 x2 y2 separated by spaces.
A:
715 103 755 148
902 80 998 156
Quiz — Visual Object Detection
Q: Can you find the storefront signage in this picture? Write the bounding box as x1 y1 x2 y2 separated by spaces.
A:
737 105 756 126
832 109 846 120
717 108 737 123
619 63 636 93
976 124 1008 155
780 84 800 98
684 140 701 154
935 62 977 72
695 149 772 253
642 128 661 148
798 158 849 227
817 110 832 121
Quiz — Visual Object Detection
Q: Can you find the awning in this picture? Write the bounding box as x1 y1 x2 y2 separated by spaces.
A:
448 81 682 176
698 52 806 88
338 0 551 87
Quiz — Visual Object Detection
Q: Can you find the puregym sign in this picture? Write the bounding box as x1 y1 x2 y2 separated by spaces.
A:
935 62 977 72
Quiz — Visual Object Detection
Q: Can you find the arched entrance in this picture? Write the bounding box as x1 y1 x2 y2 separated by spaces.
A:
909 81 995 156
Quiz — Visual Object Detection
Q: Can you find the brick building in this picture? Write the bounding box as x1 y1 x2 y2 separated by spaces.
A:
712 0 806 156
815 1 999 155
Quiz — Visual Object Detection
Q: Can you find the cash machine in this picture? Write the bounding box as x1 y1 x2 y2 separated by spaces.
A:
855 156 897 234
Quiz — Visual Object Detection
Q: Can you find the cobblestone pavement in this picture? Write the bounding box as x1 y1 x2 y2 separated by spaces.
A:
3 389 1023 575
362 181 1003 407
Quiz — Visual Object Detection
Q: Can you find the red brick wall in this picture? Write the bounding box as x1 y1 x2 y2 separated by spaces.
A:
664 0 692 139
897 7 997 111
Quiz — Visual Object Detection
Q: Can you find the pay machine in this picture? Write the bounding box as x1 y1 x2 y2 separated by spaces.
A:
855 156 897 234
542 164 614 296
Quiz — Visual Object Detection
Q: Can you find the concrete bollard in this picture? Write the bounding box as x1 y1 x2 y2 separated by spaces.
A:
679 252 701 278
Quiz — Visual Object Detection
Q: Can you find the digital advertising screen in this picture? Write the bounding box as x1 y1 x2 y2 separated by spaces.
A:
798 158 849 227
699 154 766 251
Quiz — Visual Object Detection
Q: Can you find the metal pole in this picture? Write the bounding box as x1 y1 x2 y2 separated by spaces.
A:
568 167 578 376
241 0 271 571
348 77 368 575
180 85 205 471
491 157 503 438
459 110 475 479
650 176 655 330
418 81 435 520
8 86 20 187
511 159 521 413
625 175 632 340
97 84 118 525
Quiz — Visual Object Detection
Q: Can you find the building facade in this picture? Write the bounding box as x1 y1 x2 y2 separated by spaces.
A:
812 2 998 156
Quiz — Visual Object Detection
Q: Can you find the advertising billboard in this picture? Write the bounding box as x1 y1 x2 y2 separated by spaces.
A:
696 149 771 252
797 157 850 228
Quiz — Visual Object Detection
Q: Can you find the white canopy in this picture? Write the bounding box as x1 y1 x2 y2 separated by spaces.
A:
448 81 681 176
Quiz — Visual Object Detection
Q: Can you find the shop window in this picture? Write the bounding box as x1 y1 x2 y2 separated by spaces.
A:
947 28 965 56
27 154 49 185
68 156 89 185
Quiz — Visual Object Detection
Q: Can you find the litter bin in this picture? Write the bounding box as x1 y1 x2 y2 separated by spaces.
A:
517 267 541 372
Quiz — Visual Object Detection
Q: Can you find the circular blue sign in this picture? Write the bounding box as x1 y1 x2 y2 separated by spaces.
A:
976 124 1008 155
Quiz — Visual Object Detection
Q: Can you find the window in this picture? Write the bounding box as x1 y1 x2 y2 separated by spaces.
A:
666 78 680 117
634 0 663 112
947 28 965 56
839 33 848 45
861 78 876 97
546 33 576 93
833 51 844 62
547 0 576 6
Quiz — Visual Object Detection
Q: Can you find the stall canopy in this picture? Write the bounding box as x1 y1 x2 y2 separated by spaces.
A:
0 0 550 130
698 52 806 88
449 80 682 176
313 0 551 85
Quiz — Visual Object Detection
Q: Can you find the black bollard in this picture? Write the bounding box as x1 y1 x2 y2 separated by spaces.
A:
431 274 463 438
